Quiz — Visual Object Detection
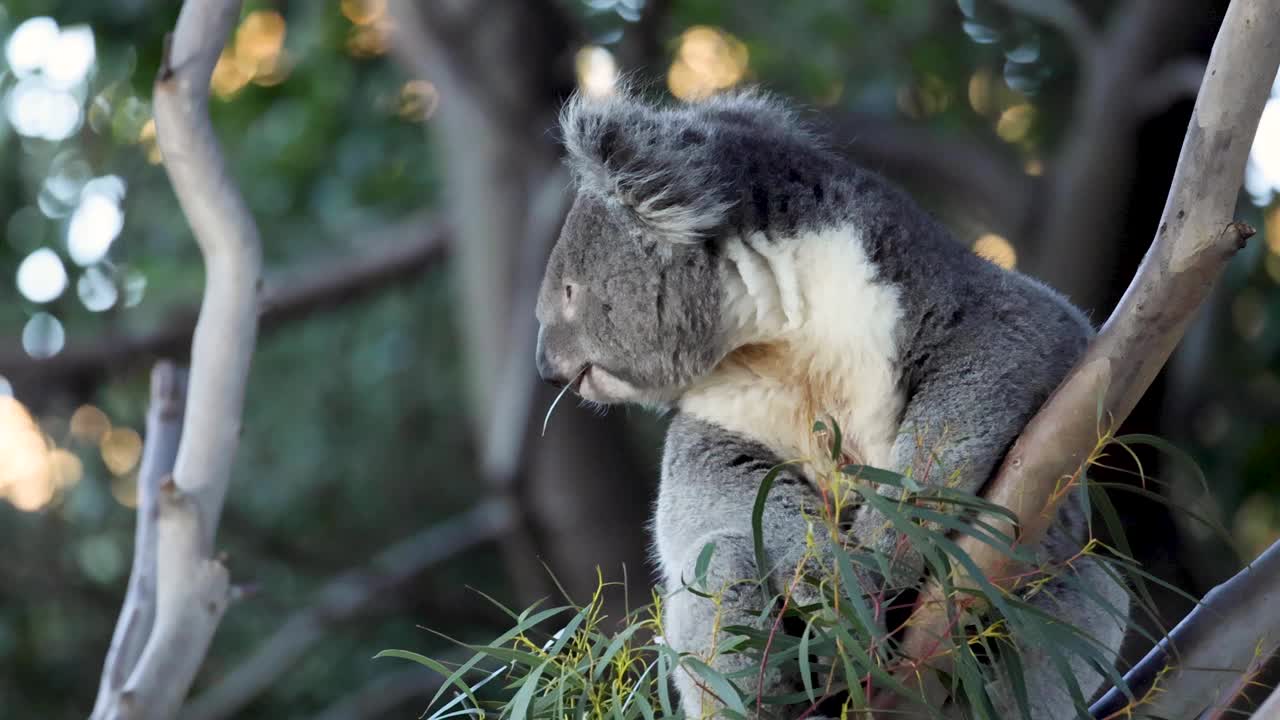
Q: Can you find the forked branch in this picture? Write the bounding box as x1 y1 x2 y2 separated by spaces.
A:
90 1 262 717
881 0 1280 713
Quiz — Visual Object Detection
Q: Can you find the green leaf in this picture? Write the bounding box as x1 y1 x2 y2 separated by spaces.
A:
593 623 644 680
693 541 716 591
798 617 817 705
752 461 801 585
508 660 549 720
682 657 747 714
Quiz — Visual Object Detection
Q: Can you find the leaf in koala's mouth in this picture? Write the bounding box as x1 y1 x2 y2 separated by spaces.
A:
542 364 590 437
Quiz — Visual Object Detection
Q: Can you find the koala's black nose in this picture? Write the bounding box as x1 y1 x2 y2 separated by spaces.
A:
535 328 567 388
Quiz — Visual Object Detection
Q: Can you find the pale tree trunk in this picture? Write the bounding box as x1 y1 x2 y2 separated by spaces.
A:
90 1 263 717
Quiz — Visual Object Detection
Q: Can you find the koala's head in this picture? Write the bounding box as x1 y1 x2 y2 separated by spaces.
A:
535 88 820 407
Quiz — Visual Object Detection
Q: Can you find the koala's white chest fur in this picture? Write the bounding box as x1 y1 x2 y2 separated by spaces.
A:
680 226 905 469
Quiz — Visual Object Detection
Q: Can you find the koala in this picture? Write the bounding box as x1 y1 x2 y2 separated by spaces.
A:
534 88 1129 719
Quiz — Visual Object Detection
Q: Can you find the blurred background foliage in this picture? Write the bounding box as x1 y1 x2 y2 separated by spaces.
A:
0 0 1276 717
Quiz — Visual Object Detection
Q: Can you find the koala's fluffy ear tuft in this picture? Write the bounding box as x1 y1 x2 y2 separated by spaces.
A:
559 89 737 243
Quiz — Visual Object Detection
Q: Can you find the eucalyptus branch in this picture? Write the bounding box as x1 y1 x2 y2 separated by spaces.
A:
1089 538 1280 719
90 362 187 718
88 1 263 717
880 0 1280 712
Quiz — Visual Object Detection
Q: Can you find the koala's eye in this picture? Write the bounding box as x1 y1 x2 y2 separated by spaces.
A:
602 303 612 313
564 284 573 301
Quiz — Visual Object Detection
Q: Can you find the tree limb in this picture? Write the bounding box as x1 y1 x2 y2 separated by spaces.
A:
1089 538 1280 718
90 362 187 718
881 0 1279 711
183 499 515 720
89 2 263 717
0 215 446 401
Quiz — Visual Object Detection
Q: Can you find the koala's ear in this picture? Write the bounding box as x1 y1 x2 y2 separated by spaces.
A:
559 91 733 243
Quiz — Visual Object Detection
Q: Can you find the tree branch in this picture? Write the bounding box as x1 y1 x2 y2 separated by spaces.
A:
882 0 1280 711
89 2 264 717
1089 538 1280 718
90 362 187 718
183 500 515 720
0 216 446 401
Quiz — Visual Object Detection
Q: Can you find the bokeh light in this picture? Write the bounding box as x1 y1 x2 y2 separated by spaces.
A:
70 405 112 444
973 232 1017 269
398 80 440 122
996 103 1034 143
66 186 125 266
575 46 618 99
77 267 119 312
5 17 60 76
22 312 66 359
1245 70 1280 205
16 248 68 303
0 395 81 513
100 428 143 476
343 0 390 58
43 25 96 90
212 10 291 99
668 26 748 101
3 17 95 141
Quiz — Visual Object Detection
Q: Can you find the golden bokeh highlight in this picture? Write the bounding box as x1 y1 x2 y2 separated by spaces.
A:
398 80 440 122
212 10 291 99
341 0 387 26
49 449 84 490
668 26 748 101
1024 158 1043 176
343 0 391 59
138 117 162 164
101 428 143 477
973 233 1017 269
111 474 139 509
996 104 1034 143
0 397 82 512
236 10 285 65
575 46 618 99
70 404 111 444
968 68 994 115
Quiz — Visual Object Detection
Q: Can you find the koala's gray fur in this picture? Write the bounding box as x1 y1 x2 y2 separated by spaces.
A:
535 87 1129 719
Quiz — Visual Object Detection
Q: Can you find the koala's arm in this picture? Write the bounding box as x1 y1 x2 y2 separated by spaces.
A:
655 414 830 719
851 280 1093 587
